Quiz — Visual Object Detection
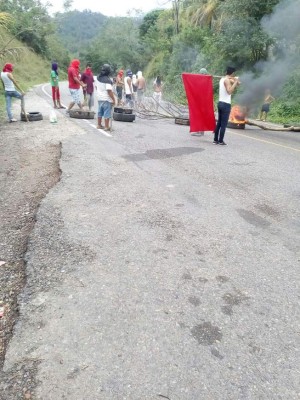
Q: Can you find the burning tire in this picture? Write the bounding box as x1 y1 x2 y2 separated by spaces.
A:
227 121 245 129
227 105 246 129
114 107 133 114
69 110 95 119
175 116 190 126
20 112 43 122
113 112 136 122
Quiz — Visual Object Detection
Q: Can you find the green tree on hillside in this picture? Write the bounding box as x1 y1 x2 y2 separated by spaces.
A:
54 10 107 55
0 0 54 55
185 0 222 29
81 17 143 74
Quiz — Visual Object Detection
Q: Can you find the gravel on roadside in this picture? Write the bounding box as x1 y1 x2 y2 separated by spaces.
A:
0 86 83 399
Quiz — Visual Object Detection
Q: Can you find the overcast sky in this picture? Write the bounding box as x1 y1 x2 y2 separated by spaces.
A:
44 0 171 16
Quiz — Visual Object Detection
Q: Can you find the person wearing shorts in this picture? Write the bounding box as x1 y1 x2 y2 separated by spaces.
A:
257 89 275 121
95 64 115 131
66 59 86 114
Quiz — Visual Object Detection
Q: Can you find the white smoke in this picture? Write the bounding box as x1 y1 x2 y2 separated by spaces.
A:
237 0 300 110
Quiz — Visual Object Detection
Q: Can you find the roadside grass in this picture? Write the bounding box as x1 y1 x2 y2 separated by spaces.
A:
0 29 67 121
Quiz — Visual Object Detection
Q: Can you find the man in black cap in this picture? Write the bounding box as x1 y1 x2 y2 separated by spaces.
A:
213 66 240 145
95 64 115 131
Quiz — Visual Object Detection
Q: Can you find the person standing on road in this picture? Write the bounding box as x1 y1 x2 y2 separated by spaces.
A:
124 69 133 108
136 70 146 106
66 59 86 114
50 62 64 109
153 76 163 111
257 89 275 122
1 63 25 122
116 69 124 105
80 63 94 111
132 74 138 106
95 64 115 131
213 66 240 145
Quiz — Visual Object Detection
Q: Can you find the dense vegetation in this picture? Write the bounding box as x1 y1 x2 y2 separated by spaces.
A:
55 10 107 55
0 0 299 123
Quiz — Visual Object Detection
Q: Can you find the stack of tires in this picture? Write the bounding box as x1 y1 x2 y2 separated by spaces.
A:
113 107 136 122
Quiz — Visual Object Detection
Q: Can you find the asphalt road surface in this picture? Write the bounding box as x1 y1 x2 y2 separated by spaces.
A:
3 83 300 399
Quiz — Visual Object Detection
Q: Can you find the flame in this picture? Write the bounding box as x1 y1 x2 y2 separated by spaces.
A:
229 105 246 124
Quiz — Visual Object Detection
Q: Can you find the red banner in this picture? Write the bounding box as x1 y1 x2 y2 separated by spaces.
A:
182 73 216 133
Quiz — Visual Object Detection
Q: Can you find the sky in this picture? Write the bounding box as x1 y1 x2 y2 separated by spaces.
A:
43 0 171 16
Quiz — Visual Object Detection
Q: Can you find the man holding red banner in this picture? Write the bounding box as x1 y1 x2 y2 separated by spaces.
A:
213 66 240 145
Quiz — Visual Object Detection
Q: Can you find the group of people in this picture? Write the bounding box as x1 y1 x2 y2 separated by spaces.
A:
56 59 164 131
115 69 146 107
115 69 163 109
1 59 274 144
50 58 114 131
0 57 164 126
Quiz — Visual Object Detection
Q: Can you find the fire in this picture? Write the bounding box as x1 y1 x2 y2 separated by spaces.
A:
229 105 247 124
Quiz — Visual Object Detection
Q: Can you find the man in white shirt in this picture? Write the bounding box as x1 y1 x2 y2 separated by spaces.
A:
95 64 115 131
213 66 240 145
124 69 133 107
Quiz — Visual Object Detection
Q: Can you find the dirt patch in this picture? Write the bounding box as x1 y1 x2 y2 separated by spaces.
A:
0 139 61 368
0 87 77 398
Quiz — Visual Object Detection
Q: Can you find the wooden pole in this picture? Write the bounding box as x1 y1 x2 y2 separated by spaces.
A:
21 96 29 122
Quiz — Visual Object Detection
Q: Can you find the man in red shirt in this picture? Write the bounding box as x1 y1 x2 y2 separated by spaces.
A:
66 59 86 114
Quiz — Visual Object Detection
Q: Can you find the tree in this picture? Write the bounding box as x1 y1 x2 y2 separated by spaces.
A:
82 17 144 74
0 13 28 59
185 0 222 29
63 0 73 13
0 0 54 55
139 9 163 38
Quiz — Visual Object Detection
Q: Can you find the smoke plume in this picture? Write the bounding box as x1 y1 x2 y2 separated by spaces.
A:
236 0 300 112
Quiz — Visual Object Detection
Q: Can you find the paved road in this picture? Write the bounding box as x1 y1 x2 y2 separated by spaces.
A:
4 84 300 399
49 81 300 152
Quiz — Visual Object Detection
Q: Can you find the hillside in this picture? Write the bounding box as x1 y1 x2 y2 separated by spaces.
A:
0 28 56 119
54 10 108 56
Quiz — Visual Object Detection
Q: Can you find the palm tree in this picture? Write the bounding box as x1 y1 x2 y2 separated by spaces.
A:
185 0 222 29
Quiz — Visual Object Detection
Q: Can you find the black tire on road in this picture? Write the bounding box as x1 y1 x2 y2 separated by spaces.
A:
175 117 190 126
227 121 245 129
69 110 95 119
20 112 43 122
113 112 136 122
114 107 133 114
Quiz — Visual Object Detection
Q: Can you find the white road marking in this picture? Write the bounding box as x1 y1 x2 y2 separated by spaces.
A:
41 83 112 138
229 129 300 153
84 120 112 137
